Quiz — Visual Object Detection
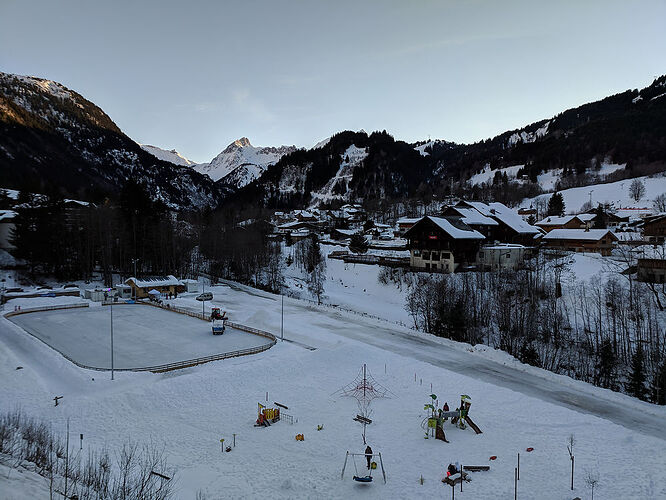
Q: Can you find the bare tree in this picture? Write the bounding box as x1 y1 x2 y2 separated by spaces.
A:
585 468 600 500
653 193 666 212
629 178 646 202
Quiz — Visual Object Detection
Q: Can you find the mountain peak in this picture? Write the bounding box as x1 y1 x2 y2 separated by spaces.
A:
233 137 252 148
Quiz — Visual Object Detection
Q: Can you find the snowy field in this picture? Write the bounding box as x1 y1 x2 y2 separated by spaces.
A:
521 172 666 213
7 304 270 370
2 284 666 499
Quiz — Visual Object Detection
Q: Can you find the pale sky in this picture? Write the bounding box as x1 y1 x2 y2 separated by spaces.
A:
1 0 665 163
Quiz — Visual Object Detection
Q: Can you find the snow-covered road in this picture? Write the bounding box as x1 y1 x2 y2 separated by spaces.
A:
217 280 666 441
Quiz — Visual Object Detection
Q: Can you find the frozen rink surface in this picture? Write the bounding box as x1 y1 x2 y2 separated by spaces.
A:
8 304 271 370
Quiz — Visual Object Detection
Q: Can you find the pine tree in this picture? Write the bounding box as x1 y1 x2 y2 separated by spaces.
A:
595 338 617 389
547 192 565 216
627 345 647 400
652 360 666 405
592 205 607 229
349 232 369 254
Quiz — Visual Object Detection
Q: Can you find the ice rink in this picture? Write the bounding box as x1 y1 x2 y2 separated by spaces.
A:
8 304 271 370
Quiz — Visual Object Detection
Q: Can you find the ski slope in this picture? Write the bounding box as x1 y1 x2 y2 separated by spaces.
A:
1 288 665 499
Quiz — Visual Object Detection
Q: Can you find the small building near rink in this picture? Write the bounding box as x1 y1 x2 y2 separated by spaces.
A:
125 275 184 299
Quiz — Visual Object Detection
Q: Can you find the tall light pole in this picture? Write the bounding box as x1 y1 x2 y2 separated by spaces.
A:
281 293 284 341
110 301 114 380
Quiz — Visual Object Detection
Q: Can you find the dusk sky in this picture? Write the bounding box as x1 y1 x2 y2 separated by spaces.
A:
2 0 665 163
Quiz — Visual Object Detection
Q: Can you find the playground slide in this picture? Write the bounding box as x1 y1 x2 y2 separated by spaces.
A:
465 416 482 434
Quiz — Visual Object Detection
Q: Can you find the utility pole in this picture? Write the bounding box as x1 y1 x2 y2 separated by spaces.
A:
110 301 114 380
281 293 284 341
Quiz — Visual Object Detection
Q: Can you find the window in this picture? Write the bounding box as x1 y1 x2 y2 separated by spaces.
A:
442 252 450 260
413 250 421 257
425 263 430 270
423 252 430 260
431 252 440 261
432 263 438 270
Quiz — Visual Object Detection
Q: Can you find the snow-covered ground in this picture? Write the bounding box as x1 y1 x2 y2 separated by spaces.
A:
522 172 666 214
2 280 665 499
7 303 269 369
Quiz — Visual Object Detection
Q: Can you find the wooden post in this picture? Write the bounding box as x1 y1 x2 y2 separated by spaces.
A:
514 467 517 500
80 433 83 451
517 452 520 480
460 463 463 492
266 391 268 402
571 455 574 490
233 433 236 447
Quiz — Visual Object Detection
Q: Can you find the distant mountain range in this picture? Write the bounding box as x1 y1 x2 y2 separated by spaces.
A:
139 144 196 167
1 70 665 211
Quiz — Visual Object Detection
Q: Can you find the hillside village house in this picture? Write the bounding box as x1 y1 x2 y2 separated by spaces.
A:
440 204 499 238
404 216 484 272
395 217 421 237
453 201 541 245
476 244 526 271
637 258 666 283
541 229 618 255
125 275 184 299
535 214 593 233
640 214 666 243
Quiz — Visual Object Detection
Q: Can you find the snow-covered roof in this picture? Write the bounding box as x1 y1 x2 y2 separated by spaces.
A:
425 216 485 240
449 207 499 226
0 210 17 222
397 217 421 225
333 228 356 236
126 275 181 288
464 201 541 234
481 243 526 249
542 229 617 242
278 220 314 229
536 215 581 226
576 213 596 222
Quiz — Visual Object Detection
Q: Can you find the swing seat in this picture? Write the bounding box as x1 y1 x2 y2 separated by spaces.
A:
353 475 373 483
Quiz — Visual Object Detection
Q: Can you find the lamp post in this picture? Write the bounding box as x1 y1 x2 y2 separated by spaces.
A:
281 292 284 341
110 300 114 380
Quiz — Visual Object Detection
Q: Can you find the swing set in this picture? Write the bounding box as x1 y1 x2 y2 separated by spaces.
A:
340 451 387 484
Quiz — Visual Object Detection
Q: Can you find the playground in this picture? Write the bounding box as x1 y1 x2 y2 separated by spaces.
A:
7 304 271 370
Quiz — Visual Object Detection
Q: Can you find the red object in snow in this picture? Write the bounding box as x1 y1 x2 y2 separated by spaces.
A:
446 471 451 477
489 456 497 460
526 447 534 452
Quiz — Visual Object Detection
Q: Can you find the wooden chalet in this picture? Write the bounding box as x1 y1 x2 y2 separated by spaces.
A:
403 216 485 272
541 229 618 256
640 214 666 243
125 275 184 299
535 214 598 233
637 258 666 283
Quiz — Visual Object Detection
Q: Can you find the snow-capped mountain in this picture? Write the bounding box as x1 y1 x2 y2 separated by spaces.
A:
309 144 368 206
139 144 196 167
195 138 296 186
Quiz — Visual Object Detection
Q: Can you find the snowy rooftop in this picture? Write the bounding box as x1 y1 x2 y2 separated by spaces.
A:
542 229 617 241
397 217 421 225
125 275 181 288
426 216 485 239
0 210 17 222
450 207 499 226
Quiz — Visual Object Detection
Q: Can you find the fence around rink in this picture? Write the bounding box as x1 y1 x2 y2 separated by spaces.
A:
4 301 277 373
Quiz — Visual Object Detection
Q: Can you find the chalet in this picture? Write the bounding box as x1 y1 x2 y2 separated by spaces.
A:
541 229 618 256
341 204 366 221
330 228 356 240
583 209 628 228
476 244 526 271
535 215 590 233
637 258 666 283
293 210 318 222
276 220 319 235
517 207 537 220
395 217 421 237
125 275 184 299
455 201 541 245
640 214 666 243
403 216 485 272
